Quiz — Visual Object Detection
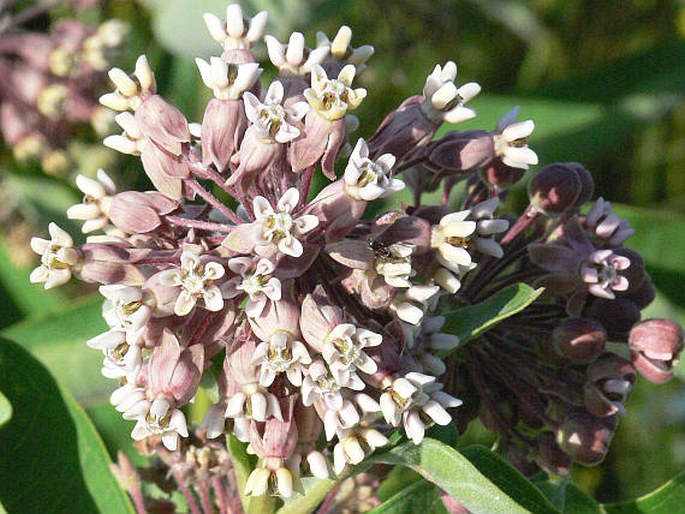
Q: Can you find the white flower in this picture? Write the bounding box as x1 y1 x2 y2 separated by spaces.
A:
333 425 388 474
99 284 151 344
265 32 330 76
390 285 440 325
431 210 477 270
158 250 225 316
322 324 382 380
67 170 117 233
470 197 510 259
103 112 145 155
110 383 148 420
344 139 403 201
29 222 79 289
195 58 262 100
225 387 282 422
87 330 142 382
252 331 312 387
316 26 374 70
253 188 319 258
203 3 268 51
243 81 309 143
245 462 294 498
303 64 367 121
100 55 155 111
421 61 481 124
131 396 188 451
373 241 415 288
380 372 462 444
494 107 538 170
302 359 364 410
223 257 281 317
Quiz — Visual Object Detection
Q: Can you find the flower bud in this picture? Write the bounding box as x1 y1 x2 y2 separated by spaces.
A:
629 319 684 384
584 354 636 418
584 297 640 340
528 163 582 216
536 432 572 475
567 163 594 209
553 318 606 363
558 412 616 465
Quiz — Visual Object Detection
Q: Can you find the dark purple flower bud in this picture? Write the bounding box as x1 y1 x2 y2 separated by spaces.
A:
584 354 636 417
424 130 494 176
558 412 616 465
553 318 606 363
367 96 435 161
629 319 684 384
536 431 572 475
567 163 594 209
623 278 656 309
479 160 526 192
528 164 582 217
584 297 640 340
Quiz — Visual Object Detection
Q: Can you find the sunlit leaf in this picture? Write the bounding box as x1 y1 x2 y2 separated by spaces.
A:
442 283 544 348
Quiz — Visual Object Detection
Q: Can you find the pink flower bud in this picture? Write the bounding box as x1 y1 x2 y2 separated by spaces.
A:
299 291 344 352
134 95 190 156
629 319 684 384
201 98 246 173
109 191 178 233
148 330 204 404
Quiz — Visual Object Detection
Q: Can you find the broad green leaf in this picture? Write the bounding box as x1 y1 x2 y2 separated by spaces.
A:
535 478 603 514
368 479 448 514
1 296 109 404
442 283 544 348
0 338 135 514
602 471 685 514
460 446 560 514
366 437 559 514
0 391 11 428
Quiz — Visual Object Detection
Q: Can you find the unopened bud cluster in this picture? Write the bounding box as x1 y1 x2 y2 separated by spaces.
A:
0 1 126 173
30 1 683 500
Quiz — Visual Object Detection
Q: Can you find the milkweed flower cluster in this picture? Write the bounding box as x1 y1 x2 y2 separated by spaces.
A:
0 0 126 173
31 1 684 503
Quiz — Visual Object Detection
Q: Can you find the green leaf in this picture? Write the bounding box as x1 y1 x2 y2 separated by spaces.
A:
442 283 544 348
0 391 11 428
276 477 337 514
368 479 448 514
1 297 109 404
535 478 603 514
377 467 423 502
602 471 685 514
0 338 135 514
366 437 559 514
460 446 561 514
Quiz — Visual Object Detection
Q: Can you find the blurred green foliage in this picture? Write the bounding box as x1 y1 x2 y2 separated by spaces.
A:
2 0 685 509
